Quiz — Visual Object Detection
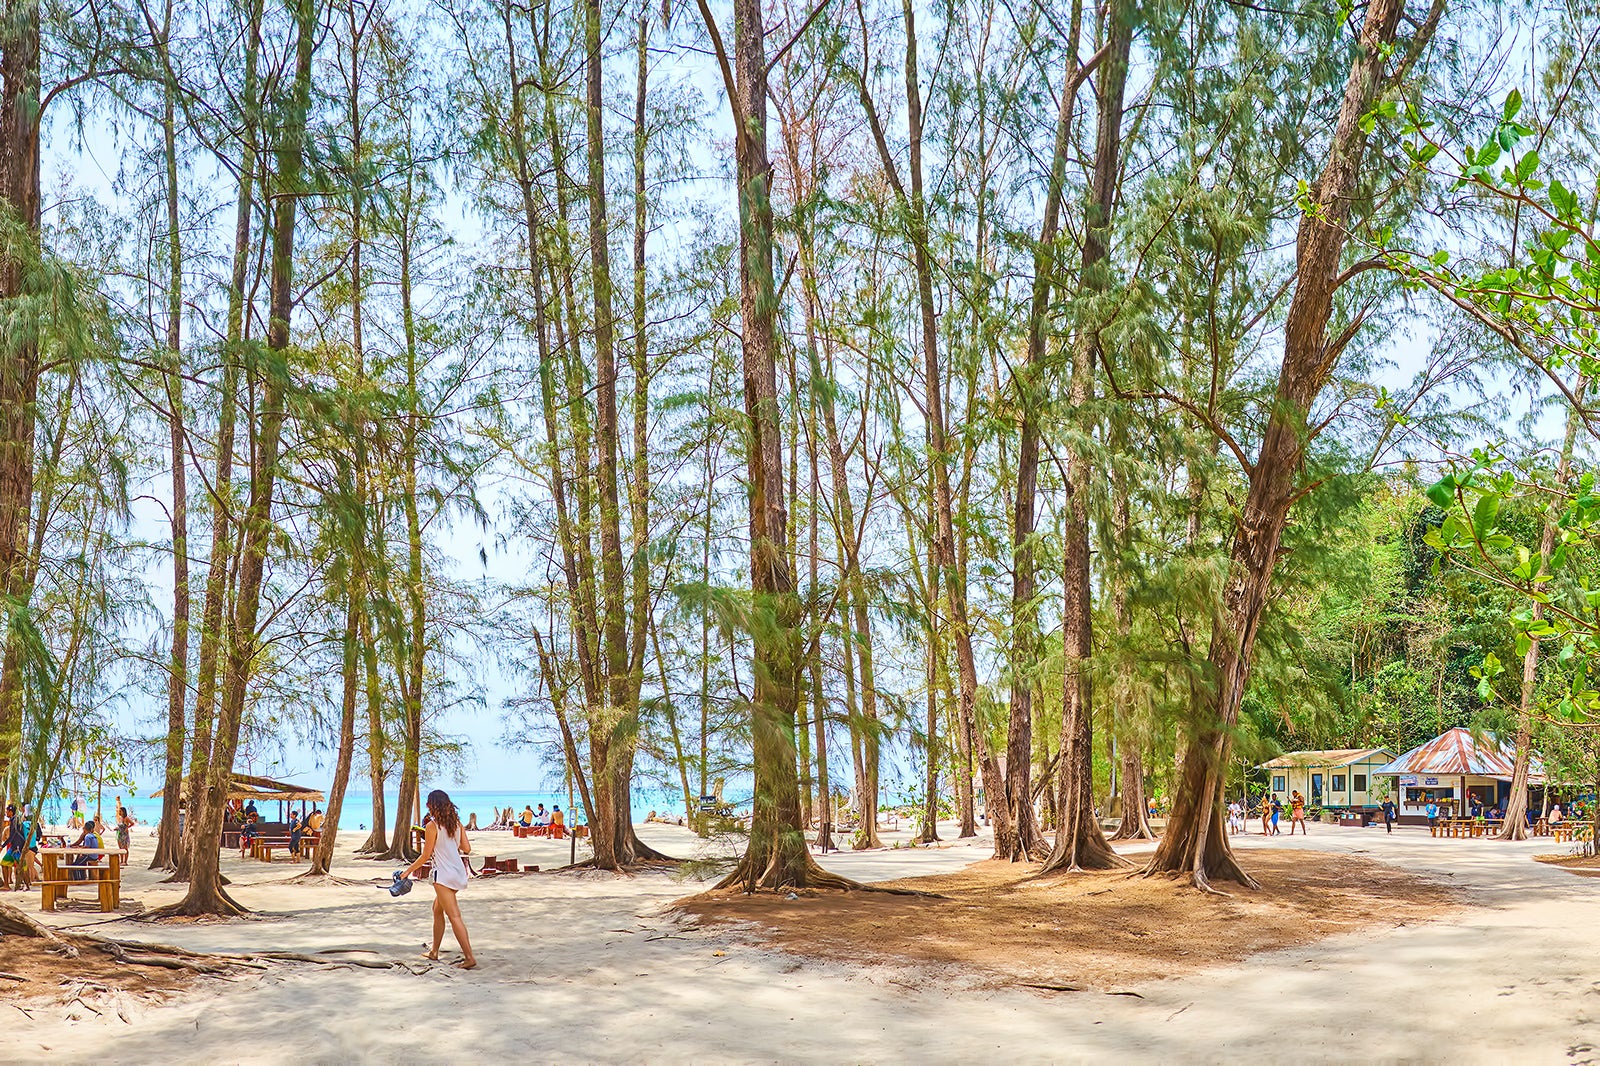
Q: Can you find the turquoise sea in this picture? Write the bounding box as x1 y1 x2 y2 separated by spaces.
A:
64 787 697 832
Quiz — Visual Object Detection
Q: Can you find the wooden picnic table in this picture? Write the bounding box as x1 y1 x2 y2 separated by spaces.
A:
38 846 124 912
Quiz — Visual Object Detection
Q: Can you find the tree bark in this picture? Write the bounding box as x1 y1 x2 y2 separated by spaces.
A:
699 0 854 891
177 0 261 882
310 594 362 876
1148 0 1406 889
153 0 190 870
851 0 999 849
159 0 317 917
380 155 425 866
1499 378 1586 840
1041 0 1131 874
0 0 42 795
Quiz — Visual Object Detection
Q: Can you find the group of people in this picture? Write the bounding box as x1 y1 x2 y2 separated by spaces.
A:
517 804 567 833
1 802 39 890
1247 791 1312 836
231 800 324 857
1 798 134 890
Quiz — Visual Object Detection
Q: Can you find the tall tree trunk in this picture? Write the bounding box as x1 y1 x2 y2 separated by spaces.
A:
153 0 191 869
356 579 387 853
584 0 627 873
1498 378 1587 840
917 537 941 844
1042 0 1131 874
380 162 425 865
699 0 852 890
310 593 362 876
502 0 605 846
852 0 999 848
1148 0 1406 889
177 0 261 882
614 8 672 865
164 0 317 916
0 0 42 796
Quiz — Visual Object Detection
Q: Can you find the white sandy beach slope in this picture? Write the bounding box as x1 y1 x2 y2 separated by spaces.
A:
6 820 1599 1064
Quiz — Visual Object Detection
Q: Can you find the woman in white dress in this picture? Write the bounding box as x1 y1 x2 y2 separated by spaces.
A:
403 790 477 969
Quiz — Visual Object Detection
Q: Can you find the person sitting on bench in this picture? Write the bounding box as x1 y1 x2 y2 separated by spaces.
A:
69 820 103 881
518 805 535 828
533 804 549 827
239 811 260 856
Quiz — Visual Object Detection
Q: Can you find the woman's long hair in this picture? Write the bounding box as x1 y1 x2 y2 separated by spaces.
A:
426 790 461 837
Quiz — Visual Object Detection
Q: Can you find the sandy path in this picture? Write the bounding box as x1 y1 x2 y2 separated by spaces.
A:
6 822 1598 1063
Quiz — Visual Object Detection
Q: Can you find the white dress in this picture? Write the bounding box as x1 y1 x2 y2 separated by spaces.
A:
429 824 470 891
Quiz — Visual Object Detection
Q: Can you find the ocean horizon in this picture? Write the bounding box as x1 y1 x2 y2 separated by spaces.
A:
52 786 707 833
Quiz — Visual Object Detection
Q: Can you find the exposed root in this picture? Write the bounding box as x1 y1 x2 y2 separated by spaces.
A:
553 857 681 876
1108 820 1158 842
704 851 940 899
0 901 65 941
275 873 370 887
140 884 252 921
626 830 680 864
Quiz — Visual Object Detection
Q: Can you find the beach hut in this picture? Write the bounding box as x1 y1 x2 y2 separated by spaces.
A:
1371 727 1543 825
150 772 326 832
1256 748 1395 822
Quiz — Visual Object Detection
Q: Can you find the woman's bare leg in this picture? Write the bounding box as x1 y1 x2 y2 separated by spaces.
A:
435 885 475 968
425 893 445 959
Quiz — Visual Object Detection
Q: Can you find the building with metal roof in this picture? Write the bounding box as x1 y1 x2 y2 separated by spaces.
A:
1372 727 1542 824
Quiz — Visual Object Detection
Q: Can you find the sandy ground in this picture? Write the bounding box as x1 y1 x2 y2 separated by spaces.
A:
681 848 1458 990
4 819 1599 1064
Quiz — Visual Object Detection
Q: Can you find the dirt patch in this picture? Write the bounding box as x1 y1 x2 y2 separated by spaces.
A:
0 933 197 1007
679 849 1461 991
1534 852 1600 876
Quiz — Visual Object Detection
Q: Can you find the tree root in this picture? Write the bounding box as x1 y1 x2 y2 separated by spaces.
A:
140 886 253 921
0 901 65 941
1108 820 1158 842
275 873 370 887
705 851 943 898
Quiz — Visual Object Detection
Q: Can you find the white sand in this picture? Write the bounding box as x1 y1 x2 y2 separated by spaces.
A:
5 820 1599 1063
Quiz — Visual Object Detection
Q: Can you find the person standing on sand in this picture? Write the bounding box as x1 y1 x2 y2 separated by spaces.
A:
1288 791 1308 835
1270 797 1283 835
1382 798 1397 834
403 789 476 970
1261 797 1272 836
116 803 133 854
1425 799 1439 831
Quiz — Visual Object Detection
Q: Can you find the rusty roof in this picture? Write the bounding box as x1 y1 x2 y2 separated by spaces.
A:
1258 748 1392 769
1372 727 1544 782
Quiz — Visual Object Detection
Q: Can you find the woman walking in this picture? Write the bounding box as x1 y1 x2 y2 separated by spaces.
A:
403 790 477 969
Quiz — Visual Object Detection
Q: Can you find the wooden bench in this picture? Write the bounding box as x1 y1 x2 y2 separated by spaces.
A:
1552 824 1574 843
38 847 124 912
250 836 295 861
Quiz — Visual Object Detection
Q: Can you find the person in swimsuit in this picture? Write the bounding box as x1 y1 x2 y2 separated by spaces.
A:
403 789 476 969
116 804 133 854
1289 791 1308 835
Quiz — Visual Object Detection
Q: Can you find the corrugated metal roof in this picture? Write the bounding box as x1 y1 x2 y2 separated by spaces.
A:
1371 727 1544 782
1258 748 1392 769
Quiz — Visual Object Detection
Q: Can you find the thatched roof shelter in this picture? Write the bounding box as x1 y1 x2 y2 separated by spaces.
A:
150 772 325 806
